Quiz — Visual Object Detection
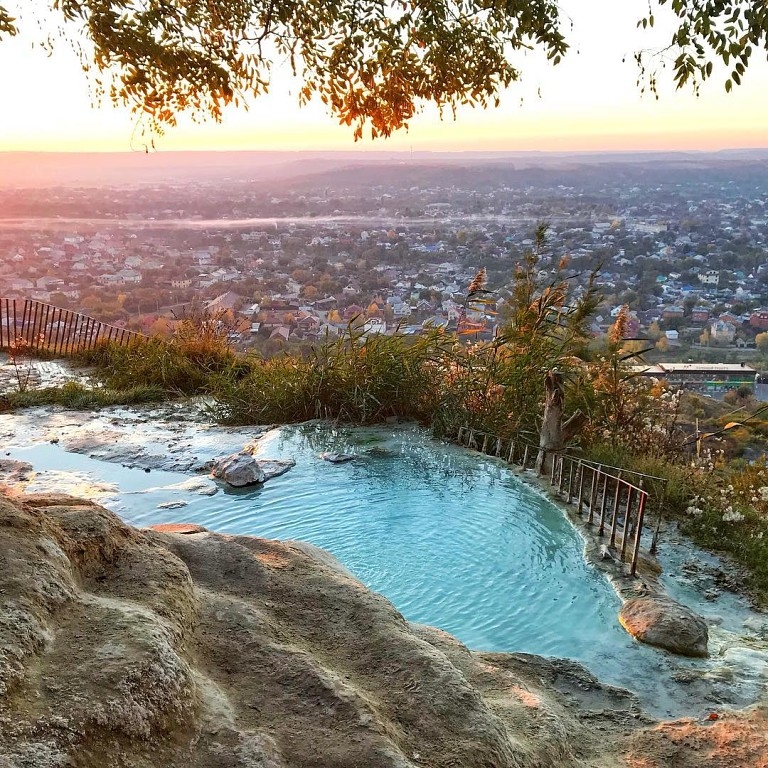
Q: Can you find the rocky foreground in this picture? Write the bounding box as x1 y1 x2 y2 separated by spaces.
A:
1 493 766 768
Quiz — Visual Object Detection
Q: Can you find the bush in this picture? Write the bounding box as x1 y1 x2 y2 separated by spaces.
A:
208 329 447 425
77 336 246 395
0 381 166 412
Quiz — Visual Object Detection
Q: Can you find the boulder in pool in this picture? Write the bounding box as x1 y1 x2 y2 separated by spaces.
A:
211 452 294 487
619 596 708 657
319 452 356 463
211 452 266 486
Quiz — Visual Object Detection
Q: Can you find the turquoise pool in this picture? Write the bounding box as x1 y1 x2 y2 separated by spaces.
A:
6 418 767 717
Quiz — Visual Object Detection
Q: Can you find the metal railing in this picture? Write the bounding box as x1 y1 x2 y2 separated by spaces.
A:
0 298 145 356
456 426 651 576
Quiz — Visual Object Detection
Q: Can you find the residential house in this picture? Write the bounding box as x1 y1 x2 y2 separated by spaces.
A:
698 270 720 285
749 309 768 331
661 305 685 321
690 307 710 323
710 319 736 343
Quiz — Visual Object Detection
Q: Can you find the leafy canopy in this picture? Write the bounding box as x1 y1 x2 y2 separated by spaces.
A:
637 0 768 95
1 0 766 138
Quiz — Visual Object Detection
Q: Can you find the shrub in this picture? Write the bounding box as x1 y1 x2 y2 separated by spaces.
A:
0 381 166 412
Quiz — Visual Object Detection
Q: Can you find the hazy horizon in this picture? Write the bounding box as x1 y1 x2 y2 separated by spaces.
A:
3 147 768 190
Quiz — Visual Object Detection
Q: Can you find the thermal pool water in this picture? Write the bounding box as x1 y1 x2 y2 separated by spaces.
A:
2 411 766 718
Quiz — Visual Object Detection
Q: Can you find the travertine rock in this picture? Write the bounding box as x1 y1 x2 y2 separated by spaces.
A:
210 453 294 486
0 492 655 768
619 597 709 658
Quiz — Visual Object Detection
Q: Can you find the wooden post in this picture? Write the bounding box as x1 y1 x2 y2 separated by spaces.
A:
41 303 52 351
5 299 12 348
507 441 515 464
21 300 32 345
481 434 489 454
536 370 587 475
522 444 530 469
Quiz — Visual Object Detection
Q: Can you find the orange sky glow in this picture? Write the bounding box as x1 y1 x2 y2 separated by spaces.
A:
0 0 766 154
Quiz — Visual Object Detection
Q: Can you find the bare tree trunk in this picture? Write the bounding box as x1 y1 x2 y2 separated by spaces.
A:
536 370 587 475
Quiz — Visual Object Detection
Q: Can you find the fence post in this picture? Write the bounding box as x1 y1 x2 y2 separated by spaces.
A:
587 466 599 524
5 299 12 347
620 487 635 562
577 462 586 514
41 303 52 351
598 473 609 536
481 433 489 454
631 492 647 576
610 473 623 547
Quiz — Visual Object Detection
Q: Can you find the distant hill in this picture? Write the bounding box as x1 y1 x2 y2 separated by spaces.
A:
3 148 768 189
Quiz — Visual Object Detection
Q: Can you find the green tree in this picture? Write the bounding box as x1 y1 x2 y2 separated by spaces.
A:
1 1 765 139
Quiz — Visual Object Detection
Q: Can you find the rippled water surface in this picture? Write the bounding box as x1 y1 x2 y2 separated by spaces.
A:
7 419 768 717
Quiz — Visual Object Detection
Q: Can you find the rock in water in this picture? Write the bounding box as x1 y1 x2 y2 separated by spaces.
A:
619 597 709 657
210 453 295 486
257 458 296 480
0 492 658 768
157 501 189 510
211 452 266 485
319 452 356 463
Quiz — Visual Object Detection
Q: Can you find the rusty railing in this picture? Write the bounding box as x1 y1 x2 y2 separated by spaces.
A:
456 426 652 576
0 298 145 356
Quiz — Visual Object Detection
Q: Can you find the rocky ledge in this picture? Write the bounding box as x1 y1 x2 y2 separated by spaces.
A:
1 492 765 768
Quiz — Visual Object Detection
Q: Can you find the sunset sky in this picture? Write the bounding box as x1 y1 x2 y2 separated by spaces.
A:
1 0 766 153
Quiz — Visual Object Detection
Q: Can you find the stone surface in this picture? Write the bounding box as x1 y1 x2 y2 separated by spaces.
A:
257 458 296 480
619 597 709 658
0 492 659 768
210 453 295 487
625 706 768 768
158 477 220 496
319 451 357 463
0 458 33 484
148 522 208 534
210 452 266 486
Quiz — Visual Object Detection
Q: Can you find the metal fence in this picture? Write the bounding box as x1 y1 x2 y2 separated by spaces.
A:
0 298 145 356
456 426 651 576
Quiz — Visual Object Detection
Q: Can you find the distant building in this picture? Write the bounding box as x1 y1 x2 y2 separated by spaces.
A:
698 270 720 285
661 305 685 321
710 319 736 344
690 306 710 323
632 362 756 393
749 309 768 331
